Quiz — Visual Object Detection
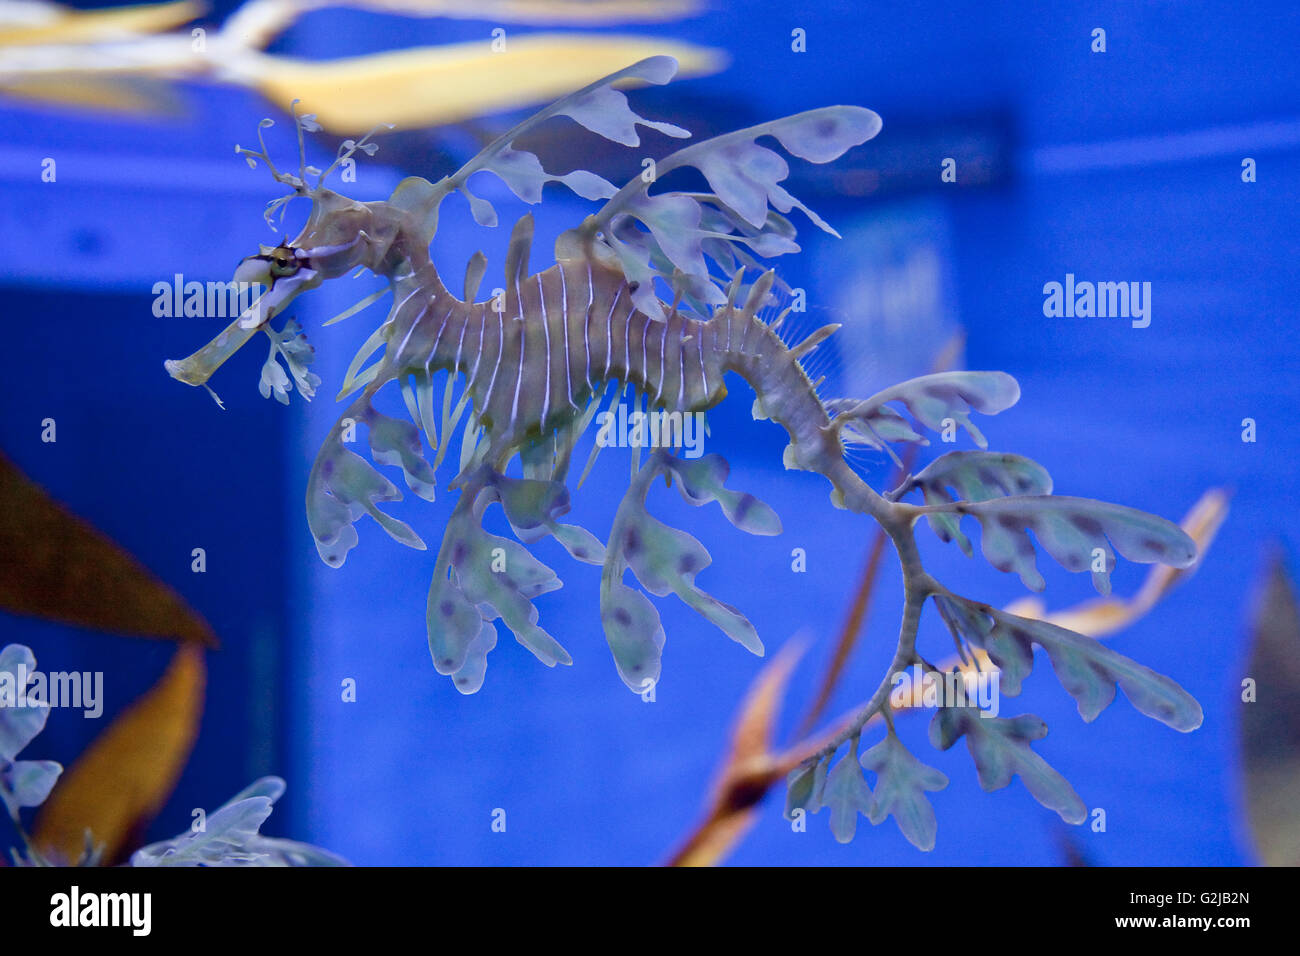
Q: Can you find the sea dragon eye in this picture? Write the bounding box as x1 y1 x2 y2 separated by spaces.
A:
268 249 301 279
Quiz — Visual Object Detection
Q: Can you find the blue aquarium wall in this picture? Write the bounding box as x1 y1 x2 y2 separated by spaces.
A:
2 0 1297 865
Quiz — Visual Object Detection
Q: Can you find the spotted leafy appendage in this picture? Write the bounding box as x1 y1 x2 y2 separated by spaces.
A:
937 496 1196 595
599 452 780 692
860 731 949 851
487 471 606 566
305 429 426 569
669 454 783 535
929 708 1087 824
572 103 883 318
935 595 1203 731
425 468 605 694
829 371 1021 464
890 451 1052 555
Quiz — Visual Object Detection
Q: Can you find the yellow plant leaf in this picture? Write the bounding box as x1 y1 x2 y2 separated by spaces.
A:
0 0 202 47
253 33 724 133
666 639 806 867
32 647 205 863
0 74 179 113
0 451 216 645
32 645 206 865
336 0 701 24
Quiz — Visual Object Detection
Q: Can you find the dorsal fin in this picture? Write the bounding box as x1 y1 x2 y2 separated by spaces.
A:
789 323 841 361
724 268 745 311
743 270 776 317
504 214 534 289
464 251 488 303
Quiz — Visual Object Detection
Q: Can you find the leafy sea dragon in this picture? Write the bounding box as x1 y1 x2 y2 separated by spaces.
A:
165 57 1204 848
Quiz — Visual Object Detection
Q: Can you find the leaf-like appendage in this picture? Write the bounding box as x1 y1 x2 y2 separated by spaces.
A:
486 472 605 565
306 432 425 568
893 451 1051 556
0 759 61 818
929 708 1086 824
365 406 437 502
131 776 346 867
600 580 666 692
0 644 50 763
260 318 320 404
577 104 881 318
616 493 762 655
488 147 619 205
132 793 274 867
599 453 769 692
823 744 874 843
860 732 949 851
427 487 571 688
941 595 1201 730
784 754 830 821
934 595 1034 695
432 57 686 237
259 348 293 405
555 58 690 145
426 563 488 680
668 454 783 536
447 619 498 696
783 761 818 819
829 371 1021 463
0 645 63 820
936 496 1197 595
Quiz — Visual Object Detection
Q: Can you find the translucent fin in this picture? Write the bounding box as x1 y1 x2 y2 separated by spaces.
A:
324 286 389 326
337 322 391 399
404 57 685 242
415 371 439 451
433 376 470 474
464 251 488 302
576 104 882 319
578 381 621 489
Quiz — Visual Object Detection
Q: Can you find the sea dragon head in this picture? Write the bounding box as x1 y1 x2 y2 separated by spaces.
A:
164 106 395 404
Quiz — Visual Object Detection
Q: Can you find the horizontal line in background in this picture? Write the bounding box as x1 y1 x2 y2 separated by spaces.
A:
3 117 1298 191
0 146 402 197
1027 117 1300 175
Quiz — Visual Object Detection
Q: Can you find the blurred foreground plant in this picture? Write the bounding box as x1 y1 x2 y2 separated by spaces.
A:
0 450 339 865
2 642 343 867
0 0 721 133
